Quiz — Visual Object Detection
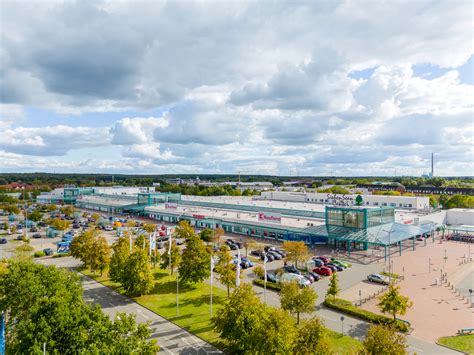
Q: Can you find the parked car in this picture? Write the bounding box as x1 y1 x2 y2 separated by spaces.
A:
264 245 276 252
229 243 238 250
315 256 330 264
73 223 80 229
331 258 349 268
30 226 38 232
283 265 302 275
311 258 325 267
233 241 243 249
324 264 338 273
263 271 277 283
262 252 275 262
303 272 316 283
32 233 42 239
307 271 321 282
367 273 389 285
279 273 311 288
274 249 287 257
225 239 235 246
251 250 263 257
241 257 254 267
0 238 7 244
267 251 282 260
38 221 47 227
313 266 332 276
43 248 54 256
327 262 344 272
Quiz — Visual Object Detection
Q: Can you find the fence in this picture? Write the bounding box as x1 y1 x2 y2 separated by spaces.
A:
353 276 404 307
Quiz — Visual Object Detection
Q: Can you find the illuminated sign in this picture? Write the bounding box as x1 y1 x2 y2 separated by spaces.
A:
165 203 178 210
258 211 282 224
193 214 206 220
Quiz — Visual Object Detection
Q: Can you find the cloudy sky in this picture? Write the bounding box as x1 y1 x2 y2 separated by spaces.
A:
0 1 472 176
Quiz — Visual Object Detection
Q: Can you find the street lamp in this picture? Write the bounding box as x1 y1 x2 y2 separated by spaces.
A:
340 316 345 336
469 289 473 307
383 228 394 282
359 289 362 306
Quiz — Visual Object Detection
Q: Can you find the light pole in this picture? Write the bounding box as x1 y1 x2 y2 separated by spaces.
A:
469 289 473 308
383 228 394 283
210 256 215 318
359 289 362 306
263 252 268 304
340 316 345 336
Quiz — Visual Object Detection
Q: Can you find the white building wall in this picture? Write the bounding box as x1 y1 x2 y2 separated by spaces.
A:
259 191 429 210
92 186 155 195
446 209 474 225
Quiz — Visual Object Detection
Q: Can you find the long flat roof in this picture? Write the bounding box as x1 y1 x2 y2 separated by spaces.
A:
77 195 137 207
145 204 325 230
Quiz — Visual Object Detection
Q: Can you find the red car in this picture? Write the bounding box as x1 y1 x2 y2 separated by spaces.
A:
313 266 333 276
315 256 330 264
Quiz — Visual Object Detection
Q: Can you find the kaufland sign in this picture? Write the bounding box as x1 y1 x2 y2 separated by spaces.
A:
258 211 282 224
165 203 178 210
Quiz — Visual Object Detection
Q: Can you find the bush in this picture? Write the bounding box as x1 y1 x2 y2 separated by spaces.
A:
253 278 282 291
323 298 409 332
52 252 71 258
34 251 46 258
380 271 400 279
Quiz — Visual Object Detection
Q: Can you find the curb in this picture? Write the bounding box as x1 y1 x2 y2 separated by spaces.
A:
435 341 468 355
78 271 226 354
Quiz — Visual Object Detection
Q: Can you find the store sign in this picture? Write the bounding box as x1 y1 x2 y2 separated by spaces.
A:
258 211 282 224
403 220 413 224
327 194 354 206
165 203 178 210
193 214 206 220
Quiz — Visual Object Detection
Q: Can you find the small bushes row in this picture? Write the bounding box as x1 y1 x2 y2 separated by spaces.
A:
34 251 46 258
323 297 409 333
253 278 282 291
52 252 71 258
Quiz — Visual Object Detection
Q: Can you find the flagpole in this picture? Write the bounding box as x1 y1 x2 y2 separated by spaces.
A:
168 231 173 275
263 252 267 304
210 256 214 317
236 249 241 288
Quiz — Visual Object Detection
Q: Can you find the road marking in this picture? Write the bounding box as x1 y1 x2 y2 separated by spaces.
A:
408 346 423 352
319 314 338 322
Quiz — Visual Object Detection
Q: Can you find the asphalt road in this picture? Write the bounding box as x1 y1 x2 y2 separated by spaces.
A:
37 257 222 355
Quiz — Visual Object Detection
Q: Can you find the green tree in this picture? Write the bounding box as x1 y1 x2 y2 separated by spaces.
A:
109 236 131 283
143 223 156 233
361 324 407 355
2 204 20 215
28 210 43 222
199 228 214 243
253 264 264 279
70 230 110 273
160 240 181 274
282 240 309 268
96 236 111 276
294 316 332 355
377 284 413 321
215 245 237 296
280 280 318 324
60 205 75 217
355 195 364 206
326 273 341 301
0 261 159 353
179 228 211 285
46 204 57 211
122 250 155 296
50 218 71 235
212 283 296 353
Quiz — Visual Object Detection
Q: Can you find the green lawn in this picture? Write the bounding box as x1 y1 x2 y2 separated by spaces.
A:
326 328 363 354
82 268 362 353
82 268 228 349
438 334 474 354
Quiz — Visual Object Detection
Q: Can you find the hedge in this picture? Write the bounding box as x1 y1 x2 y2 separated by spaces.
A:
52 252 71 258
253 278 282 291
34 251 46 258
323 297 409 333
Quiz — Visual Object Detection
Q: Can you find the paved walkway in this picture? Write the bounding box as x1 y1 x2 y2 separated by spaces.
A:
37 257 222 354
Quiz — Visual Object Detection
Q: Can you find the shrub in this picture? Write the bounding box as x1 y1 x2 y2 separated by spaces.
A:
323 298 409 332
52 252 71 258
34 251 46 258
253 278 282 291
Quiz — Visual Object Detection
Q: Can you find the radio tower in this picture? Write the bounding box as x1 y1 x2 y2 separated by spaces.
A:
431 152 434 178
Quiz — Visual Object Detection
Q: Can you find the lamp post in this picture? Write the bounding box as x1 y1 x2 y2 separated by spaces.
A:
210 256 215 317
359 289 362 306
340 316 345 336
383 228 394 283
469 289 473 308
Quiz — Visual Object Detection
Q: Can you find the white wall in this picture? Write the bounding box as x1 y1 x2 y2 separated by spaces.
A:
446 209 474 225
260 191 429 210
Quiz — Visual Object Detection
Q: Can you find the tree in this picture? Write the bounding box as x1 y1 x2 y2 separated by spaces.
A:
355 195 364 206
326 273 341 301
215 245 237 296
60 205 75 217
377 284 413 322
28 210 43 222
280 280 318 324
212 284 296 353
179 228 211 285
46 204 57 212
143 223 156 234
122 250 155 296
91 213 101 224
253 264 264 279
96 236 111 276
174 220 196 240
109 236 131 283
243 239 257 257
294 316 332 355
50 218 71 235
213 227 225 245
70 230 110 273
160 240 181 274
0 261 159 353
199 228 214 243
361 324 407 355
2 204 20 215
282 241 309 268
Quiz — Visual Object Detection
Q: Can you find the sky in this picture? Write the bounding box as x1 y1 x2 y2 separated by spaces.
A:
0 0 473 177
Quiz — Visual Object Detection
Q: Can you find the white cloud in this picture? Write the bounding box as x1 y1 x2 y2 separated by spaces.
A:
111 116 168 145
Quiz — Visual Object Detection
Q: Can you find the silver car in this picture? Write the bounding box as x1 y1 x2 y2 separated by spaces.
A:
367 273 389 285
